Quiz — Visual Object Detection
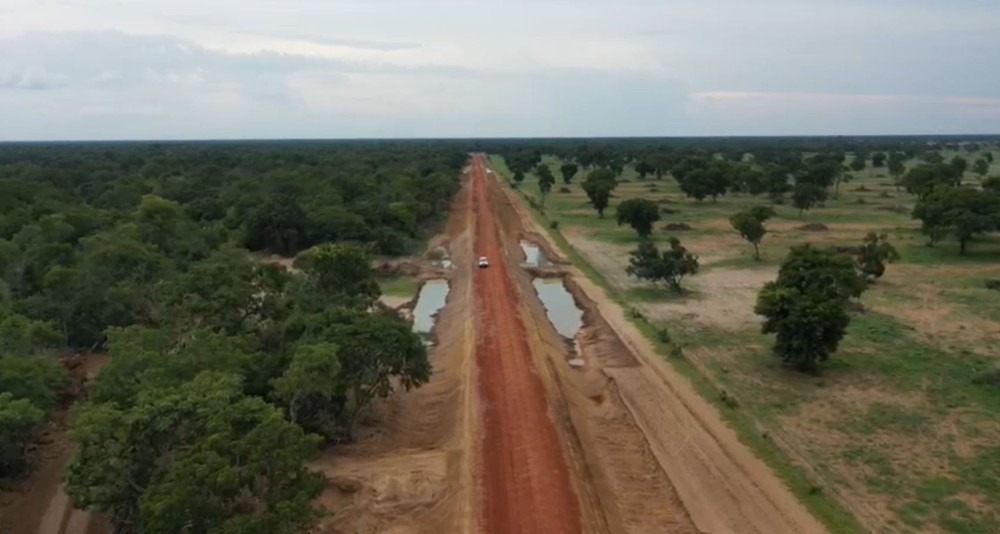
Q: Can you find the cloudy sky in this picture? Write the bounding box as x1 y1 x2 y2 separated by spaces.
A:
2 0 999 140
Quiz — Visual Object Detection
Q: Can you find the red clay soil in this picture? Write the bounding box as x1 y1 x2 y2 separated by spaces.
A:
471 154 582 534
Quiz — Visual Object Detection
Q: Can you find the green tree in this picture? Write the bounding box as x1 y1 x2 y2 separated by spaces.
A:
888 154 907 187
512 170 525 185
0 393 45 476
871 152 887 168
327 311 429 439
0 355 69 412
626 237 699 293
559 163 579 184
973 158 990 177
857 232 899 281
582 168 617 218
902 163 963 200
272 342 340 435
769 243 866 301
294 243 380 310
754 244 864 373
616 198 661 238
536 164 555 208
755 284 850 373
792 182 826 215
67 372 323 534
911 187 1000 254
849 154 866 172
729 206 776 260
983 176 1000 193
243 196 307 255
90 326 254 408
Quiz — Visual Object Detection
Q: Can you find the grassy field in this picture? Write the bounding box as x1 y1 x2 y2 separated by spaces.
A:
378 275 421 298
491 151 1000 533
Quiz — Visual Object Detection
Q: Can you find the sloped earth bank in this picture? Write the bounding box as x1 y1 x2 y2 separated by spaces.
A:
482 154 828 534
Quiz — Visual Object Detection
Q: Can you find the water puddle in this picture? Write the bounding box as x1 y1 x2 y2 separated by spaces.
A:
520 240 550 267
412 279 450 339
532 278 583 341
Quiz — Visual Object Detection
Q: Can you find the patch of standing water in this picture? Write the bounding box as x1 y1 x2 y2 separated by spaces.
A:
412 280 450 343
520 240 549 267
532 278 583 343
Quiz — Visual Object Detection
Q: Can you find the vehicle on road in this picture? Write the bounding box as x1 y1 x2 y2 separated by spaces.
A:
478 256 490 268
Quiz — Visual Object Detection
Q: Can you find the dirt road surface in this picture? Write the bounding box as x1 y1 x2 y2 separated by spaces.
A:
471 156 582 534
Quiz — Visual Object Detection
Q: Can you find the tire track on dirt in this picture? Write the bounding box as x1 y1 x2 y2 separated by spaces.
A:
471 155 582 534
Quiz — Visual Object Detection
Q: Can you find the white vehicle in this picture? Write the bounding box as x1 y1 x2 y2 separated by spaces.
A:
486 168 493 174
477 256 490 268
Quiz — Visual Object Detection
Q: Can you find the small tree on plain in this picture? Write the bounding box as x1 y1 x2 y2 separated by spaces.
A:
536 164 555 208
729 205 776 260
850 155 866 172
626 237 699 293
973 158 990 177
582 168 617 218
856 232 899 281
754 244 865 373
616 198 661 238
559 163 579 184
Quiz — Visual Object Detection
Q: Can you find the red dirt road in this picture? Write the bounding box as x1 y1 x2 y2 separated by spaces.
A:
471 154 582 534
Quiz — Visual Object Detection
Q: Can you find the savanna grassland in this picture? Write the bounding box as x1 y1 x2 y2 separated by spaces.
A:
492 145 1000 534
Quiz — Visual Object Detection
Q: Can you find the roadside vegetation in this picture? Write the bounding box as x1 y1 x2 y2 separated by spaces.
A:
491 136 1000 533
0 141 464 532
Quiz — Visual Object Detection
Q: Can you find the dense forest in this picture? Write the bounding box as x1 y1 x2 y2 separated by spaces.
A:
0 141 464 532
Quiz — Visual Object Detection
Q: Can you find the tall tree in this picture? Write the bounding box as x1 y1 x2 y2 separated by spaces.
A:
973 158 990 177
911 187 1000 254
559 163 579 185
536 164 555 208
856 232 899 281
67 372 323 534
616 198 661 238
729 206 776 260
293 243 380 310
755 244 864 373
582 168 617 218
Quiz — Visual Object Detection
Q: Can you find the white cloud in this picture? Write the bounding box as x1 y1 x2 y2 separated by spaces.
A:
0 0 998 139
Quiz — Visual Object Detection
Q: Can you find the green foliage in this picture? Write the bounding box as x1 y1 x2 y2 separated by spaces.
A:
559 163 579 184
294 243 381 310
902 163 964 200
983 176 1000 193
872 152 887 167
0 355 69 412
626 237 699 293
849 155 866 172
755 244 863 372
772 244 867 301
857 232 900 281
582 168 617 217
91 326 255 408
67 372 323 534
792 182 827 214
0 392 45 476
271 342 340 437
912 187 1000 254
973 158 990 177
672 156 731 201
729 205 775 260
536 164 555 208
615 198 661 238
